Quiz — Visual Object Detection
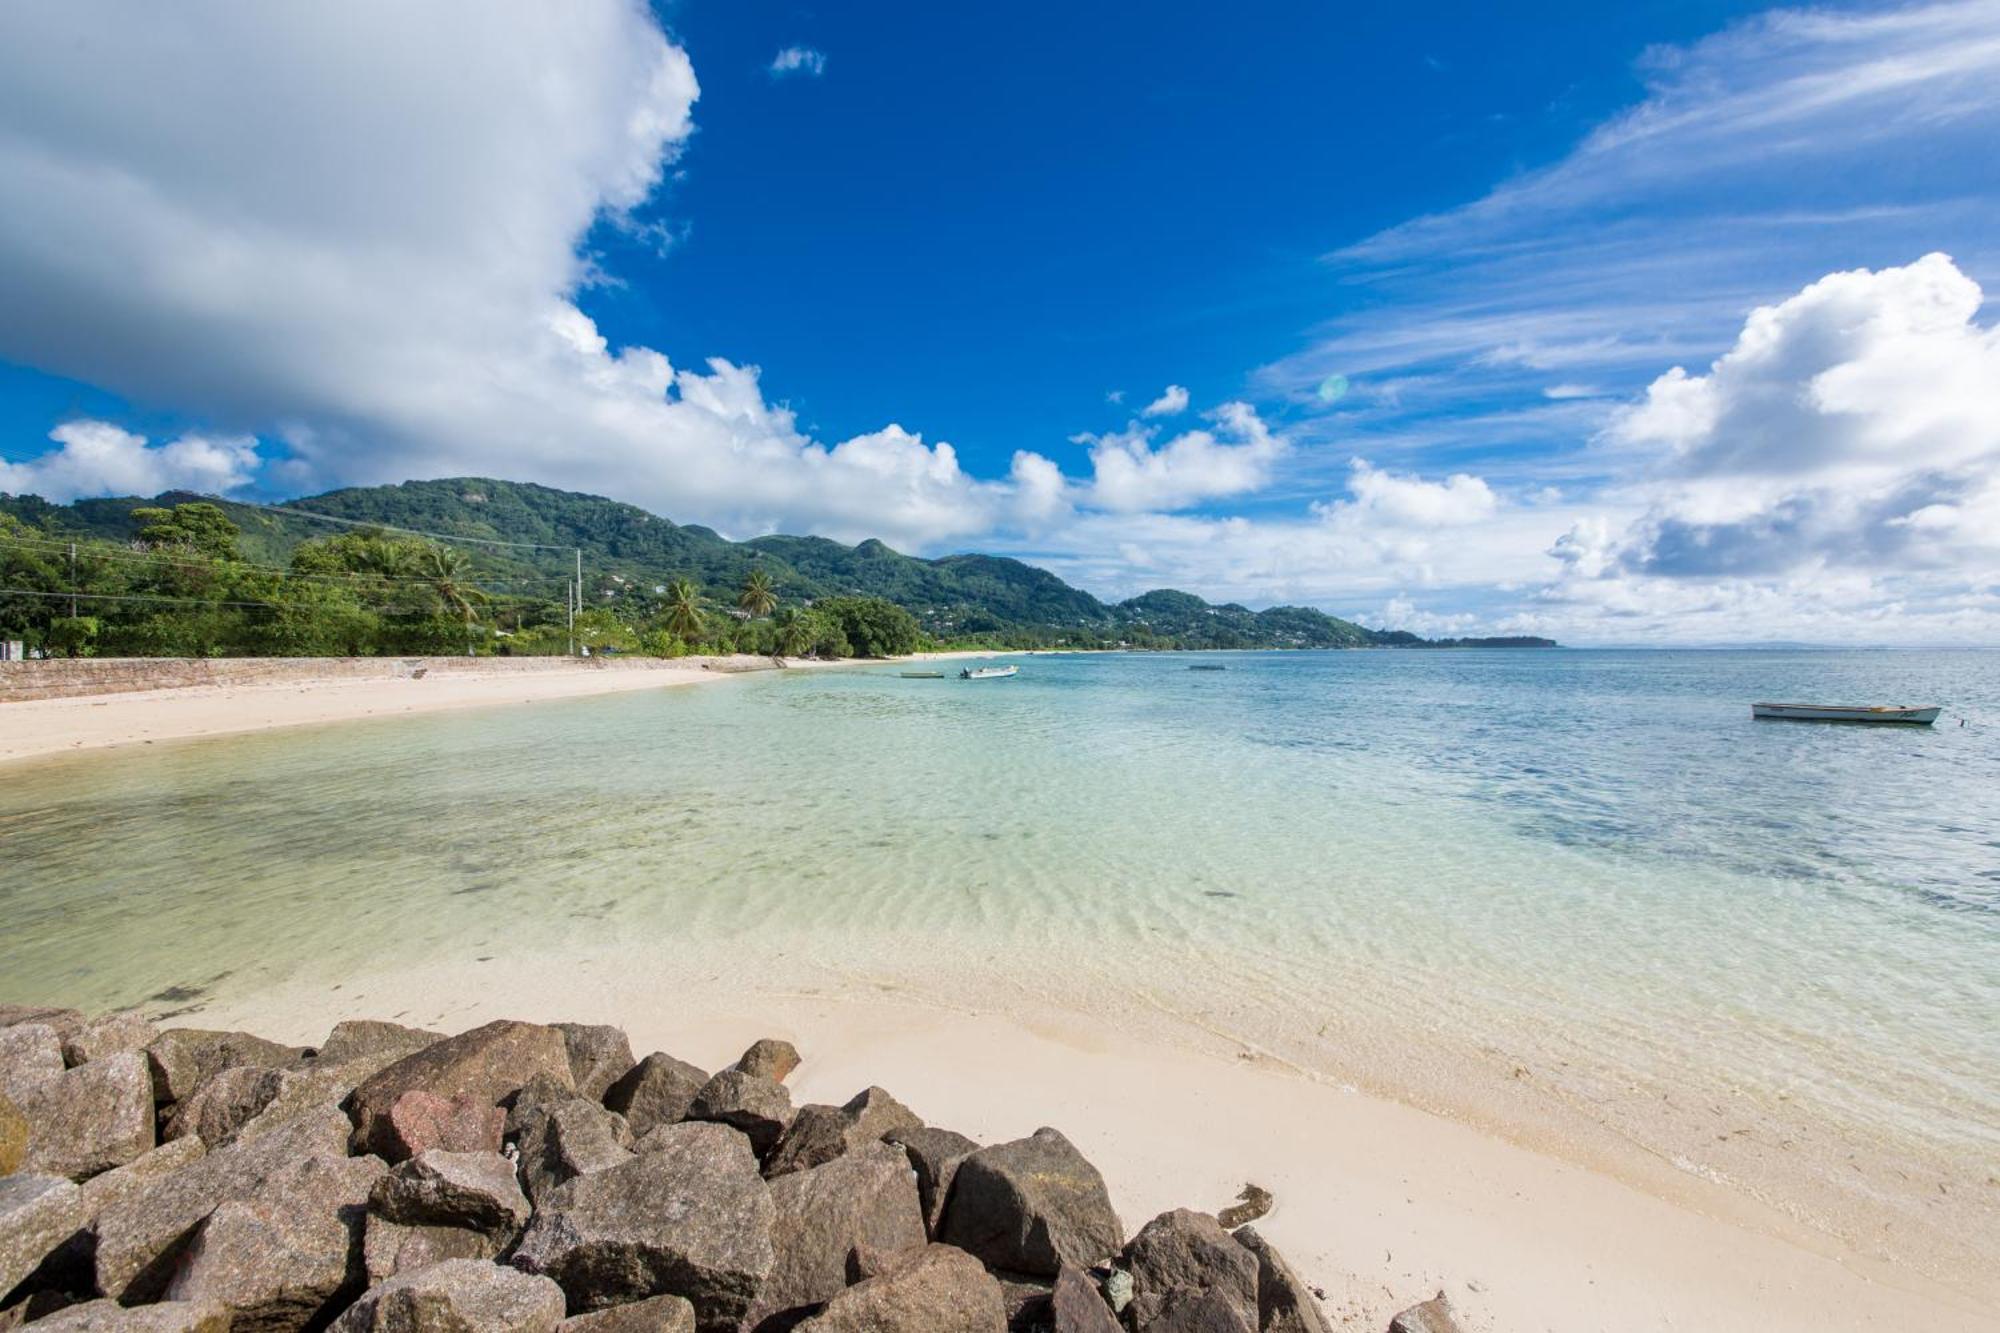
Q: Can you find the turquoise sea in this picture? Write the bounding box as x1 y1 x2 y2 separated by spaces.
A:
3 649 1997 1272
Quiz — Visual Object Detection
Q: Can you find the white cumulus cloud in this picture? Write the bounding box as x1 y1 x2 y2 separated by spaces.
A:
0 422 259 502
1140 384 1190 418
1076 402 1287 513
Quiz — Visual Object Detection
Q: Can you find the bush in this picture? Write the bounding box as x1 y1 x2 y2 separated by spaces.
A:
813 596 921 657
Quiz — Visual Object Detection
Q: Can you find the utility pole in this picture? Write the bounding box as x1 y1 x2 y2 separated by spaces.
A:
573 548 582 656
68 542 77 619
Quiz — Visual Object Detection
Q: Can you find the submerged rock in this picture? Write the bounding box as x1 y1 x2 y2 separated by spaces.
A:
1120 1209 1259 1331
1387 1292 1465 1333
347 1020 573 1161
937 1128 1122 1278
733 1039 801 1085
1231 1225 1331 1333
17 1051 155 1180
329 1257 567 1332
512 1121 775 1331
602 1053 709 1139
686 1070 794 1158
553 1023 636 1102
795 1244 1005 1333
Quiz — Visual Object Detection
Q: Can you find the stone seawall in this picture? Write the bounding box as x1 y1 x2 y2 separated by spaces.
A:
0 656 739 705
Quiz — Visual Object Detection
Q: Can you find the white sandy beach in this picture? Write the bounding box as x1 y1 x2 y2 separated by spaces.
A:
0 653 991 766
190 962 1998 1333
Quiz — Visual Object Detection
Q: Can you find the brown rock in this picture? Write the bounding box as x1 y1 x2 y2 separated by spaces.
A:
347 1020 572 1161
1049 1264 1119 1333
514 1098 635 1205
61 1014 160 1069
996 1274 1053 1332
146 1030 308 1107
94 1104 350 1302
885 1126 977 1237
24 1300 233 1332
553 1023 636 1102
361 1215 502 1283
766 1087 922 1179
937 1128 1122 1278
0 1007 84 1041
0 1024 64 1100
733 1039 800 1084
558 1294 697 1331
750 1141 927 1326
0 1172 85 1296
1149 1288 1255 1333
314 1020 442 1067
372 1150 530 1234
1231 1226 1331 1333
0 1092 27 1176
602 1053 710 1138
512 1121 775 1332
17 1051 155 1180
506 1071 581 1139
1388 1292 1465 1333
796 1244 1005 1333
1121 1209 1259 1331
329 1257 567 1332
1215 1184 1273 1231
76 1137 207 1229
165 1064 287 1148
381 1090 506 1161
686 1070 793 1158
165 1151 386 1330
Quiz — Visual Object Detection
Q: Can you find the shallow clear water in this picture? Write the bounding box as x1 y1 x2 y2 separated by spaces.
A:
4 649 1998 1265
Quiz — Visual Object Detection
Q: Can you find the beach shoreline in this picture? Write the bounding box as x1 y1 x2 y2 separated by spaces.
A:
0 650 994 767
171 963 1996 1333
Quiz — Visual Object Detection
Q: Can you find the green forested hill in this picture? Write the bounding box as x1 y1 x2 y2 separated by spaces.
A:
1 477 1554 650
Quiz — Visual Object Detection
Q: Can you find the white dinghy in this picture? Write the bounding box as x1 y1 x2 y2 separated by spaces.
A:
1751 702 1941 725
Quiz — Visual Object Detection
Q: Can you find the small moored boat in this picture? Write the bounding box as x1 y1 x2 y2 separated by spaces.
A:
899 670 946 679
1188 664 1227 671
960 665 1018 680
1751 702 1941 725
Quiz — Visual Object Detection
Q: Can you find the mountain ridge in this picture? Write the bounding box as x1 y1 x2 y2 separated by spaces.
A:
1 477 1556 650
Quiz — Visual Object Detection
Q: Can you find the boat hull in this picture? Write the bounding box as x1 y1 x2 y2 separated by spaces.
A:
1751 703 1940 724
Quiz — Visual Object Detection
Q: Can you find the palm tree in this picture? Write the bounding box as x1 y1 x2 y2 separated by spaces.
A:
422 544 488 626
738 567 777 618
663 579 704 642
775 606 816 657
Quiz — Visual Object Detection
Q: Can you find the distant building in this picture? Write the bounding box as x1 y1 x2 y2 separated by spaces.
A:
0 640 23 661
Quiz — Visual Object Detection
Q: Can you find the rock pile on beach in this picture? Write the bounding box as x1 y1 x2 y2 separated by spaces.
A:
0 1006 1465 1333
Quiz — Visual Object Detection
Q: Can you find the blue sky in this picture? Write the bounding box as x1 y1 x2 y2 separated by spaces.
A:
1 2 1997 642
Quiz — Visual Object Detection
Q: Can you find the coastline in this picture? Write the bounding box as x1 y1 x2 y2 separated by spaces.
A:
184 961 1998 1333
0 651 992 767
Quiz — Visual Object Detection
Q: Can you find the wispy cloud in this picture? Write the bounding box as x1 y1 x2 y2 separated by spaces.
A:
768 46 826 79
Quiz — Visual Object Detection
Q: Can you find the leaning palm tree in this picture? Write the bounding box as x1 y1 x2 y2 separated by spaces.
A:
663 578 704 642
737 567 778 618
422 544 488 626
